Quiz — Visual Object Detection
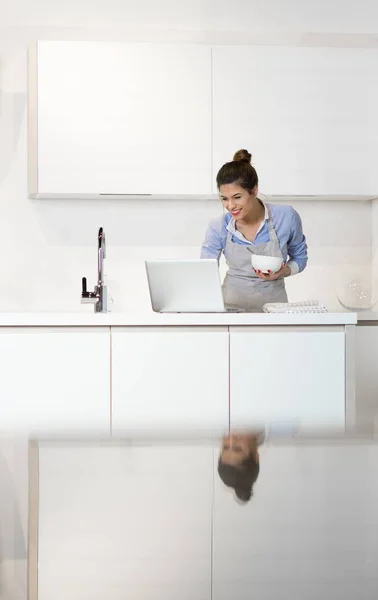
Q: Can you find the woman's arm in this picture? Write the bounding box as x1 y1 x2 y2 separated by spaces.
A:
253 208 308 281
286 208 308 275
200 218 225 261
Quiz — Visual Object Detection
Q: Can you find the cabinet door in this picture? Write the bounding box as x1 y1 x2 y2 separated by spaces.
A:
229 327 345 429
0 328 110 435
37 443 213 600
35 41 212 195
111 327 229 434
355 325 378 430
0 439 28 600
213 443 378 600
212 46 378 195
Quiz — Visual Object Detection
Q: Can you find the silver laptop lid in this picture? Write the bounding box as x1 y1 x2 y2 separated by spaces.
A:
145 259 226 313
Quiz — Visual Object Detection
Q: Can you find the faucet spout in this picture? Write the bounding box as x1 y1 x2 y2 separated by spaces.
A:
98 227 106 257
98 227 106 288
81 227 109 313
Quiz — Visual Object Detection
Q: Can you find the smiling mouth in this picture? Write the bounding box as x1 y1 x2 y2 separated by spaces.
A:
230 208 242 216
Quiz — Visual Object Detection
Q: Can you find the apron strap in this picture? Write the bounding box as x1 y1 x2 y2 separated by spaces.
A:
266 205 279 244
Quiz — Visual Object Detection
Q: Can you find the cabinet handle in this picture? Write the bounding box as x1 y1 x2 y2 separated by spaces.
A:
99 193 152 196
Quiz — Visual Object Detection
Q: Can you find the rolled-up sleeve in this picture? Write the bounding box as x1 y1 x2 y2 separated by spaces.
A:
200 218 225 261
286 209 308 275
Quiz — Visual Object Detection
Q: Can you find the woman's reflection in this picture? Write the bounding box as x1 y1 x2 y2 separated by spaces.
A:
218 432 264 503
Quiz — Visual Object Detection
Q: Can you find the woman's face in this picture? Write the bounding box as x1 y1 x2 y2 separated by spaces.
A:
221 433 258 467
219 183 258 221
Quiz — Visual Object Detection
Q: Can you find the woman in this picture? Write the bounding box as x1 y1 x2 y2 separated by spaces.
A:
201 149 308 311
218 431 264 503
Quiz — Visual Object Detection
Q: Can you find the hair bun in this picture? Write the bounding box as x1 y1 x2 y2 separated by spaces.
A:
233 149 252 164
235 488 252 502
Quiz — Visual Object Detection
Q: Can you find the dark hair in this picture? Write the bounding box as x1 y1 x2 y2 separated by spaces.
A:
216 149 258 192
217 454 260 503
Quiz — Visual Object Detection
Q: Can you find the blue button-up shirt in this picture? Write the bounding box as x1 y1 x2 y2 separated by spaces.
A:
200 202 308 275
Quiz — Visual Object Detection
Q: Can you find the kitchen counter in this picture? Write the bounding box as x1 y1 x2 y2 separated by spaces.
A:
0 311 357 327
0 310 355 437
356 311 378 322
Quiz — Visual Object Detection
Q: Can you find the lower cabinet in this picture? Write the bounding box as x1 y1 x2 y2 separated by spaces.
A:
0 328 111 435
111 327 229 434
355 325 378 430
229 326 346 429
0 324 351 436
36 443 214 600
0 438 28 599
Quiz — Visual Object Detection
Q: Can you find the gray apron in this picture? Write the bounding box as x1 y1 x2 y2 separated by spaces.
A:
222 206 288 312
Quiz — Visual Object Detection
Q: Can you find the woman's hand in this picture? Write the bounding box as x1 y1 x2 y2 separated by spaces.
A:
253 262 291 281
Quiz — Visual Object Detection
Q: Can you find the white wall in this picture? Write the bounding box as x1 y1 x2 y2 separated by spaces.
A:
4 0 378 33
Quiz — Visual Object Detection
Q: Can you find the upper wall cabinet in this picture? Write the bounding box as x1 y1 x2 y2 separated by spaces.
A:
28 41 212 198
29 42 378 199
212 46 378 196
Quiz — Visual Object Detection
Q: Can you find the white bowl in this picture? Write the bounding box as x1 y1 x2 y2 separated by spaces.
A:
251 255 282 274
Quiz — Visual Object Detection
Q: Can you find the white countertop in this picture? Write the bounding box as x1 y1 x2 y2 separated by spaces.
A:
0 311 357 327
355 311 378 322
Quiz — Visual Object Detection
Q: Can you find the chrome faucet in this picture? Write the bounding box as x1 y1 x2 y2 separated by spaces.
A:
81 227 109 313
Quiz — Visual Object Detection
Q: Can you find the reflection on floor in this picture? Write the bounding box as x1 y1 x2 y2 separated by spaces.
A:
31 436 378 600
214 440 378 600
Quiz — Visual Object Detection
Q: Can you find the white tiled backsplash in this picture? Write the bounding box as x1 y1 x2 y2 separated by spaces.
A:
0 196 370 313
0 154 374 313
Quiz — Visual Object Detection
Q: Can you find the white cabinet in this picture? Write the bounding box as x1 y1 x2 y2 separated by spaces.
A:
0 328 110 435
37 443 213 600
0 440 28 600
29 41 378 198
212 46 378 195
30 41 212 196
229 327 346 429
0 323 352 436
355 325 378 429
111 327 229 434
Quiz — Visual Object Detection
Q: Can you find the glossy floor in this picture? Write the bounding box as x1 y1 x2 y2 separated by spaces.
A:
31 438 378 600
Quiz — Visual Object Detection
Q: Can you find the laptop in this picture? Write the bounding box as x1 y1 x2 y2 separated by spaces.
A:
145 259 243 313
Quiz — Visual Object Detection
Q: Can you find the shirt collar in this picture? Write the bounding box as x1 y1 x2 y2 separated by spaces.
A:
261 199 269 221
